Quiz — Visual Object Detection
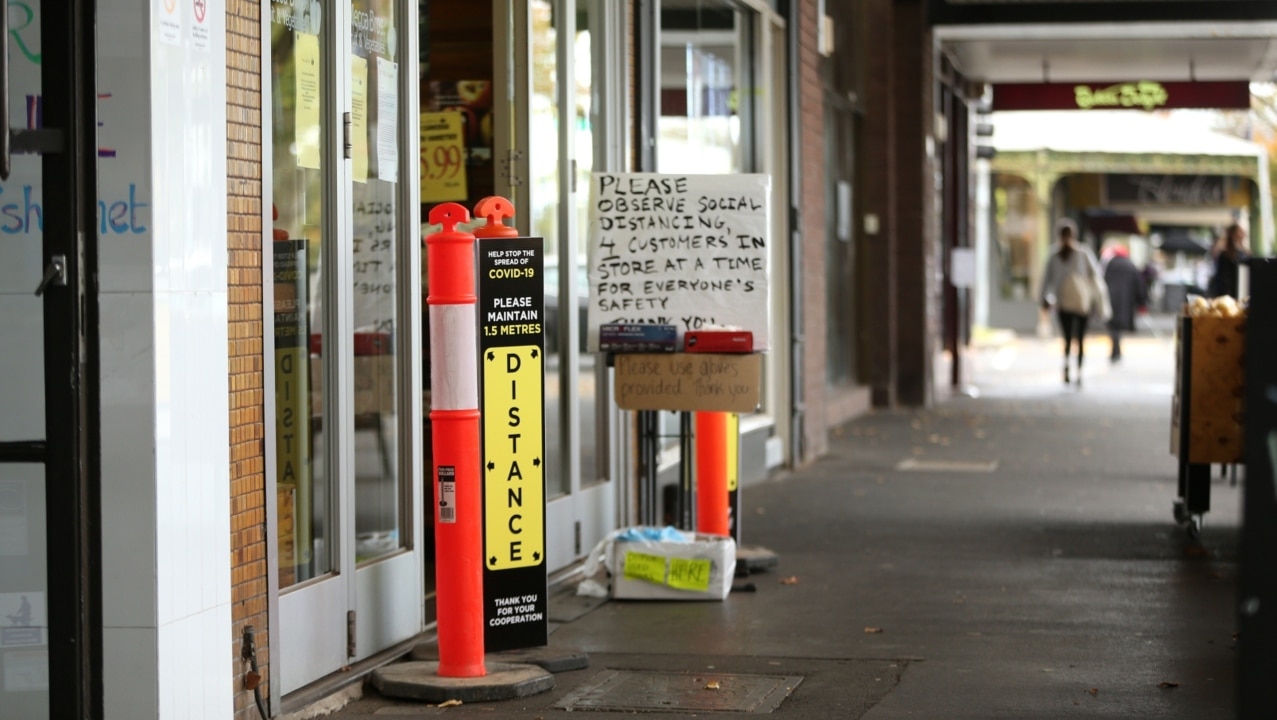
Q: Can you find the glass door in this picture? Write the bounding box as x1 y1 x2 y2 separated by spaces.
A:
270 0 422 696
349 0 422 661
0 0 100 717
655 0 791 469
271 0 353 693
499 0 619 573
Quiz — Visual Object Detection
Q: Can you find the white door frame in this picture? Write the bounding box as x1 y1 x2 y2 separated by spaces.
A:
269 0 424 699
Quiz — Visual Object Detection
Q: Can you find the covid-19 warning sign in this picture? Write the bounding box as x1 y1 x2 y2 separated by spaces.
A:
478 236 547 652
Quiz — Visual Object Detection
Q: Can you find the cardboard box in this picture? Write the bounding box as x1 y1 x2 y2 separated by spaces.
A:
310 356 397 416
613 353 762 413
609 533 736 601
1171 314 1245 464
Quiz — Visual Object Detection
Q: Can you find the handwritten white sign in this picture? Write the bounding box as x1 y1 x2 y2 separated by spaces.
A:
587 173 771 351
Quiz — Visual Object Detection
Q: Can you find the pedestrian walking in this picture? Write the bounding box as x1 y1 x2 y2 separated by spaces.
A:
1040 218 1108 385
1101 243 1148 362
1208 222 1248 299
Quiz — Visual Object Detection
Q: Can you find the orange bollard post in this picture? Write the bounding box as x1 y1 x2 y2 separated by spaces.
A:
473 196 520 238
426 202 486 678
696 411 731 536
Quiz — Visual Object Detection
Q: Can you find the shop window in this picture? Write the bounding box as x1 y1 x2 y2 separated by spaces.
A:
270 7 331 587
655 0 760 447
528 0 601 498
993 174 1037 301
658 0 755 175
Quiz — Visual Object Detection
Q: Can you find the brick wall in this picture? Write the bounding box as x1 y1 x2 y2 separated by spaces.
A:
862 0 897 407
226 1 268 718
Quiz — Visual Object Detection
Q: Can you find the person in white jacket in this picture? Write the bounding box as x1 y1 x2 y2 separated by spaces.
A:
1040 218 1106 386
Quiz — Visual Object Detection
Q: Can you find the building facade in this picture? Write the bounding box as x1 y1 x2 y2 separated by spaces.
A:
1 0 959 717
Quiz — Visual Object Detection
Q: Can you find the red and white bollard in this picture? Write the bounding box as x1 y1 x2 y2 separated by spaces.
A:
426 202 486 678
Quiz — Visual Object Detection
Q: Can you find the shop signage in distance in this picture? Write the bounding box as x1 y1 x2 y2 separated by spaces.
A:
991 80 1251 112
477 235 547 652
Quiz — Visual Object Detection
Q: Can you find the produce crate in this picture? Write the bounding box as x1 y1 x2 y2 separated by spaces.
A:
1171 314 1245 464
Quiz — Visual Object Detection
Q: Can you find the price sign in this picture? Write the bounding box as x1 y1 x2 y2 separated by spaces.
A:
419 111 468 203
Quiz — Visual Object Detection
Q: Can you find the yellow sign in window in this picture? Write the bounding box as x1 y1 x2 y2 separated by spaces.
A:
420 111 468 203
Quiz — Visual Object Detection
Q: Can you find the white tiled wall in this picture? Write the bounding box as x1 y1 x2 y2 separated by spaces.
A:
102 627 159 718
98 0 232 718
99 292 158 631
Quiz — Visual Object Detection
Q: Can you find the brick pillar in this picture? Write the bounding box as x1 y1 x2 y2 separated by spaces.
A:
861 0 897 407
226 1 269 717
797 0 827 462
892 0 934 406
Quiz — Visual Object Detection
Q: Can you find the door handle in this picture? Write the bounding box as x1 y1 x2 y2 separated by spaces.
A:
34 254 66 296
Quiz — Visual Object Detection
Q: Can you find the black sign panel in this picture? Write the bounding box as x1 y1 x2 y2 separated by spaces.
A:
478 237 548 652
1240 258 1277 715
1107 174 1230 207
992 81 1251 112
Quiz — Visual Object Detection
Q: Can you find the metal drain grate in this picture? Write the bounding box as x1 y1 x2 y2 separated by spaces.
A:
555 670 803 713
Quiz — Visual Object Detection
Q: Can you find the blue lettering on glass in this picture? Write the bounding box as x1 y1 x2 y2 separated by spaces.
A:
0 184 43 233
5 3 141 235
95 184 148 234
2 198 24 233
0 183 148 235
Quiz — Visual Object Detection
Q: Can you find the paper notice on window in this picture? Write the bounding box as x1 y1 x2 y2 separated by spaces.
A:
420 111 468 202
0 592 45 647
352 56 369 183
587 173 772 351
295 32 322 170
0 480 26 557
376 57 398 183
157 0 181 45
950 247 976 289
3 649 48 692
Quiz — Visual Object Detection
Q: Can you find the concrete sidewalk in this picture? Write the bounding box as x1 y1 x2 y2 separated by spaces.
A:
323 329 1240 718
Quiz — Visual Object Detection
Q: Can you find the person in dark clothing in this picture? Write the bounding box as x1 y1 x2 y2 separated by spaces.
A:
1208 223 1248 299
1102 244 1147 362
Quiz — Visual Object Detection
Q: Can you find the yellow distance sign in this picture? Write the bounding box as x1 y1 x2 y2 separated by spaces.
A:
727 412 739 492
483 346 544 570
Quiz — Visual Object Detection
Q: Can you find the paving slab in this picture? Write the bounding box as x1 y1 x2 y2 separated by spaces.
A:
327 330 1237 720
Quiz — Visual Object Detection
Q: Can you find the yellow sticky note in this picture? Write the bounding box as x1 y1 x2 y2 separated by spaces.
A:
295 32 321 170
351 56 369 183
668 557 712 592
623 551 667 585
420 111 468 202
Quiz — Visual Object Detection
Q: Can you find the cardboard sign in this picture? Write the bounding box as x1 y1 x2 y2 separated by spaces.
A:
613 353 762 413
477 236 548 652
587 173 771 351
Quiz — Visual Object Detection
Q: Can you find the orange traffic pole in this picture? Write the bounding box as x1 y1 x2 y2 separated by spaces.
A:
473 196 520 238
696 411 730 536
426 203 485 678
